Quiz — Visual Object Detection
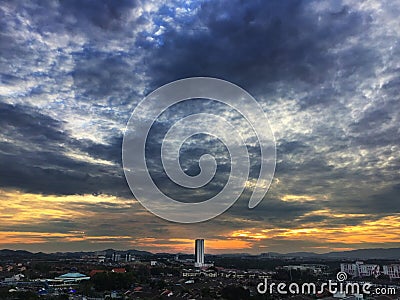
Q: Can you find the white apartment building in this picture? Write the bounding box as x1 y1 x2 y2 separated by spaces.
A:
382 264 400 279
340 261 379 278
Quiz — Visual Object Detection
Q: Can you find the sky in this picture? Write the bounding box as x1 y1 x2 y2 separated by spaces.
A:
0 0 399 254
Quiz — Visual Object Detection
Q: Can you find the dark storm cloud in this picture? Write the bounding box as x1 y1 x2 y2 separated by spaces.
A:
0 103 129 196
143 0 369 99
71 51 144 107
333 183 400 215
350 108 392 132
349 103 400 148
57 0 138 31
72 54 131 98
0 103 65 145
2 0 140 38
277 140 310 155
79 136 123 165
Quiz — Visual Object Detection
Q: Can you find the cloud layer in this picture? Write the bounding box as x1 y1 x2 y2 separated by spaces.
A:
0 0 399 253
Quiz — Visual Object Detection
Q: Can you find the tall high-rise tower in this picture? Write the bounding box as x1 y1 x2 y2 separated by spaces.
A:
195 239 205 267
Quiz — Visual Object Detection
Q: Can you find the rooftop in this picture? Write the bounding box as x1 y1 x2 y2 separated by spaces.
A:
56 272 89 279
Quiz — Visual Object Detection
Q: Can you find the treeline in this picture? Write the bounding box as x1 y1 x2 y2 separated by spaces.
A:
87 265 153 291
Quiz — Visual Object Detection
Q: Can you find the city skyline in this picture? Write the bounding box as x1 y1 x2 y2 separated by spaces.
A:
1 0 400 254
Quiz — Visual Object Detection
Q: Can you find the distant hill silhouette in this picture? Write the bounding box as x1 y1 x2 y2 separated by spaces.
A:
0 248 153 258
1 247 400 260
262 248 400 260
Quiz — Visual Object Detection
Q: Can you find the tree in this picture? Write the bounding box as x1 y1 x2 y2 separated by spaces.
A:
221 285 250 300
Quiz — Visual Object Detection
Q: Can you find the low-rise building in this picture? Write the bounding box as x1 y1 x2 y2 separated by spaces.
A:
4 274 24 282
54 272 90 283
340 261 379 278
89 269 105 277
382 264 400 279
282 264 327 274
112 268 126 273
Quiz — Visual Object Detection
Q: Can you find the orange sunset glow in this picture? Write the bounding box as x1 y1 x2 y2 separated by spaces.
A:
1 188 399 254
